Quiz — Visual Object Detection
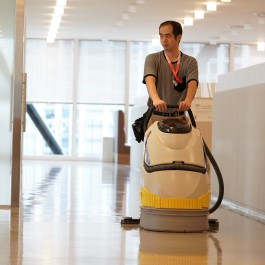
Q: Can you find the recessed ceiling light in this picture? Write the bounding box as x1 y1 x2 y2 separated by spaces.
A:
184 17 193 26
136 0 145 4
243 24 252 30
258 18 265 24
128 5 137 13
253 12 265 17
194 10 204 19
220 0 231 2
257 42 265 52
122 13 129 20
229 25 244 30
116 20 123 27
210 40 217 45
57 0 67 7
209 36 220 45
207 2 217 11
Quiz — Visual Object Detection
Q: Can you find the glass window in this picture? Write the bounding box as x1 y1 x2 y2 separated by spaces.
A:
181 43 230 83
234 44 265 71
75 104 124 157
24 103 72 156
129 41 161 104
25 39 74 102
77 40 126 104
24 39 265 160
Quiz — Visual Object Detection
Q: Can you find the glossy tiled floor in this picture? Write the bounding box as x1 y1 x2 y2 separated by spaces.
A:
1 160 265 265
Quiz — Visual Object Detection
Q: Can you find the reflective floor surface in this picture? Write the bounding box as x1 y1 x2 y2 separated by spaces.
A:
0 160 265 265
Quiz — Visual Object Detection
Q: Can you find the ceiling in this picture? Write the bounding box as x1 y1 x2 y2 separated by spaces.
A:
25 0 265 45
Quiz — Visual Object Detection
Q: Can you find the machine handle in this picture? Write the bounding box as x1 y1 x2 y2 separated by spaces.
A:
143 105 197 133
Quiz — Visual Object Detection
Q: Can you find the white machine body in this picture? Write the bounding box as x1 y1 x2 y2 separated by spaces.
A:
140 116 211 232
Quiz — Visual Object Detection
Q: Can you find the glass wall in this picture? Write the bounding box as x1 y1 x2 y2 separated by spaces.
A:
26 39 74 102
24 39 265 159
234 44 265 70
181 43 230 83
0 0 15 205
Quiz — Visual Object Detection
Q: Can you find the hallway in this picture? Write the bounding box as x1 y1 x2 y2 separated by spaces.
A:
0 161 265 265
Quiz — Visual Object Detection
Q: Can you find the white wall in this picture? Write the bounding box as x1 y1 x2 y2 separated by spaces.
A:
212 63 265 215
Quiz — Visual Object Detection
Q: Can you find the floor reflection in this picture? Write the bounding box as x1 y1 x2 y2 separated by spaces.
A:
0 161 264 265
139 229 222 265
22 167 62 221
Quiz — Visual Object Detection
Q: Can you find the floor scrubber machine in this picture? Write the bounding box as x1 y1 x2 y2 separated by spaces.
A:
122 105 224 232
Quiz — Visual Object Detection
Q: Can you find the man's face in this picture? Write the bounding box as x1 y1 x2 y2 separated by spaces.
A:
159 25 181 51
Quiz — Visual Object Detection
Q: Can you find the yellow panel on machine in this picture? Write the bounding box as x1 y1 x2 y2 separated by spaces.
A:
140 187 211 209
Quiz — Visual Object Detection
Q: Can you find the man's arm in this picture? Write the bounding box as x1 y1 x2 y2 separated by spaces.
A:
145 76 167 111
179 80 197 111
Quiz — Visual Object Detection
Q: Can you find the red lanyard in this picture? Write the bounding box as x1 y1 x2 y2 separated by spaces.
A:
164 51 182 83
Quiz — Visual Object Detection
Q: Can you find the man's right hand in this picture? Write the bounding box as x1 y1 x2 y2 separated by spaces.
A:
153 99 167 111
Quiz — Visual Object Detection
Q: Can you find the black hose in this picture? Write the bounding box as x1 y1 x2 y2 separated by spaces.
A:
187 108 224 214
203 139 224 214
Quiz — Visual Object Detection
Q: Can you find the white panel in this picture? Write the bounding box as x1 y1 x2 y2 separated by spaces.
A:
218 62 265 92
211 89 239 202
213 80 265 214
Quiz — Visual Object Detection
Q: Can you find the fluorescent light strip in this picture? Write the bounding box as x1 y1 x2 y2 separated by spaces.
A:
47 0 67 43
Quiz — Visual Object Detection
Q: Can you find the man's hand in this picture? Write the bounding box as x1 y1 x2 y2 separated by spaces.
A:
153 99 167 111
179 99 191 111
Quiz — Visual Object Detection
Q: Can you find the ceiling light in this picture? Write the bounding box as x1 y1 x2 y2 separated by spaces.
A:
220 0 231 2
57 0 67 6
128 5 137 13
210 40 217 45
207 2 217 11
231 30 238 36
116 20 123 26
243 24 252 30
253 12 265 17
254 12 265 24
122 13 129 20
209 36 219 45
136 0 145 4
47 1 67 43
257 42 265 52
54 6 64 16
184 17 193 26
194 10 204 19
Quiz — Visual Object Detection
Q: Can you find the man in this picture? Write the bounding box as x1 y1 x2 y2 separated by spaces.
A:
143 20 198 116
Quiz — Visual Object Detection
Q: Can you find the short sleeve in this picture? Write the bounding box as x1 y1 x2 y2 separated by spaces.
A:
142 53 158 84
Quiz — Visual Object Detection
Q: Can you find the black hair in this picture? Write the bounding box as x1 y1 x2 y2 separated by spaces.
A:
159 21 183 37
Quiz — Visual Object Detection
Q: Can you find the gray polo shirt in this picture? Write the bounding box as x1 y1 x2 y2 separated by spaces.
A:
143 51 199 107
